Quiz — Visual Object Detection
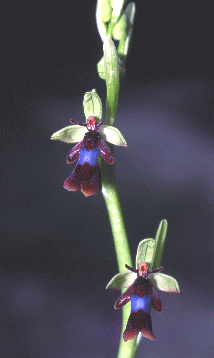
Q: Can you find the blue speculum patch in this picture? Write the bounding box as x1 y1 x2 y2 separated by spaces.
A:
131 293 152 313
78 147 100 166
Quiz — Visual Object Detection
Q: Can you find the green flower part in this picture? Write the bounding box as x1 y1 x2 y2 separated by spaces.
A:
51 89 127 147
106 220 180 293
100 0 112 23
83 89 103 122
112 12 127 41
51 125 87 143
51 122 127 147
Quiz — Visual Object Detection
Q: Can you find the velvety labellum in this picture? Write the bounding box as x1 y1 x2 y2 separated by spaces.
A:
131 293 151 313
114 263 163 342
78 147 100 166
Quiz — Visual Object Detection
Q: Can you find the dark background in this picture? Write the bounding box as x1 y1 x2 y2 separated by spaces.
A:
1 1 213 357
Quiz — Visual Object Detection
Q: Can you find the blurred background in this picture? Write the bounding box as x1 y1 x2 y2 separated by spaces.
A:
1 0 213 357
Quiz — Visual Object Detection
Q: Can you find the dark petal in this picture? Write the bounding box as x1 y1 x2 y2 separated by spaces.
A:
114 283 135 309
98 137 114 164
63 163 102 196
63 164 81 191
123 310 155 342
80 163 102 196
141 329 155 340
123 322 139 342
114 295 131 310
151 286 163 312
66 140 84 163
140 312 155 340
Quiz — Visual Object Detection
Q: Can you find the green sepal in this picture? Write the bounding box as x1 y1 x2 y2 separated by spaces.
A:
106 270 136 289
153 219 168 270
51 125 87 143
104 37 120 125
83 89 102 122
135 238 156 270
99 125 127 146
100 0 112 22
113 13 127 41
150 273 180 293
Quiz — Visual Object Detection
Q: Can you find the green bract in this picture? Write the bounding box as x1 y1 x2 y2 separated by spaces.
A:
106 220 180 293
83 89 102 122
96 0 136 84
97 56 106 80
51 125 87 143
153 218 167 269
97 54 125 80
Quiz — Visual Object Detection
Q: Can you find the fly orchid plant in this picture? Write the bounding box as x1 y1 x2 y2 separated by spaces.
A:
51 1 180 358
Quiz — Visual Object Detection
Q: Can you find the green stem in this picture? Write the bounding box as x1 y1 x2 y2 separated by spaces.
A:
101 156 137 358
102 169 131 272
101 11 137 357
